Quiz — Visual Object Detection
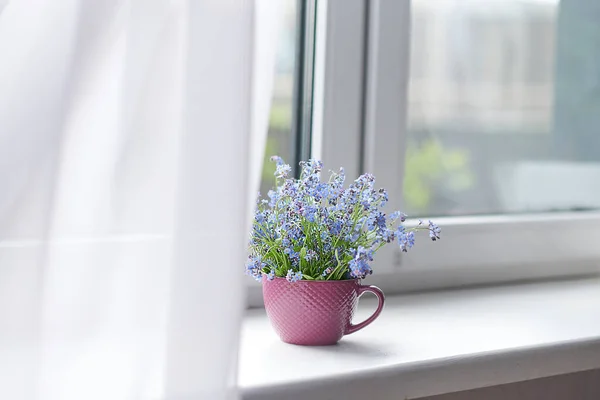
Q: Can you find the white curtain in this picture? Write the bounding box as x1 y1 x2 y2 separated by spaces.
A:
0 0 279 399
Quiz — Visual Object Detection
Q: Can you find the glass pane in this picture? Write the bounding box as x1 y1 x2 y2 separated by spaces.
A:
405 0 600 216
260 0 299 195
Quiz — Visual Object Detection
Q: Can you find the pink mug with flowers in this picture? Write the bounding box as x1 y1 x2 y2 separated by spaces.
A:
246 157 440 345
262 276 384 345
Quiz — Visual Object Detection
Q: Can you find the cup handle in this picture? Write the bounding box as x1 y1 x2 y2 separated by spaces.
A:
345 285 385 335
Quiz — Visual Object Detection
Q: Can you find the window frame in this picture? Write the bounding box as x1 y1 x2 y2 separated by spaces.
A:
248 0 600 307
317 0 600 295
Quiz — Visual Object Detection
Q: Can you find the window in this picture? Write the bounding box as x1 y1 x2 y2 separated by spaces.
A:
313 0 600 294
259 0 299 196
249 0 600 305
259 0 315 196
406 0 567 217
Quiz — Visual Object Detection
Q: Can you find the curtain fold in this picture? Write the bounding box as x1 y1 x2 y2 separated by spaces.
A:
0 0 278 398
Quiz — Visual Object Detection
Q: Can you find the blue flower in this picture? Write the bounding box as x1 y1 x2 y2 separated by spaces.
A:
355 173 375 189
304 249 317 261
314 182 329 201
284 248 300 266
255 210 265 224
356 246 374 261
275 163 292 178
348 258 372 279
328 219 343 235
250 225 269 246
330 168 345 194
377 188 388 206
270 155 284 166
428 220 441 241
389 211 407 222
345 232 360 242
381 228 395 243
300 159 323 177
286 269 303 282
406 231 415 248
267 189 280 207
367 211 387 232
397 229 415 252
346 246 375 279
303 205 318 222
247 156 440 283
245 255 265 282
282 179 299 197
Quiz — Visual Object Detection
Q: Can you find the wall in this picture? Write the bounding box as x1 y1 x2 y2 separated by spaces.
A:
418 369 600 400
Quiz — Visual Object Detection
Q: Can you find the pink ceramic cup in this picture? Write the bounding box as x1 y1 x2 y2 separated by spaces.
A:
262 276 385 345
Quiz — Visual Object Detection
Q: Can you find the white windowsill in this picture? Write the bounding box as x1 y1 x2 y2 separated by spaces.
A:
238 276 600 400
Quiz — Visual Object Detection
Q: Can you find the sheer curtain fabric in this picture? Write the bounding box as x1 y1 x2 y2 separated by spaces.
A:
0 0 276 399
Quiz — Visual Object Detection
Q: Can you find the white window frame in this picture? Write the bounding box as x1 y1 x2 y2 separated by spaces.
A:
248 0 600 307
317 0 600 295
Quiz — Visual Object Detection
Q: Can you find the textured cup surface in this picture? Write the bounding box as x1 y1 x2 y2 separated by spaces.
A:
262 277 384 345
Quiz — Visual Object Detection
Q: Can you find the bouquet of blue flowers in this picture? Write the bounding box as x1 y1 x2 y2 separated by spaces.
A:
246 157 440 282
